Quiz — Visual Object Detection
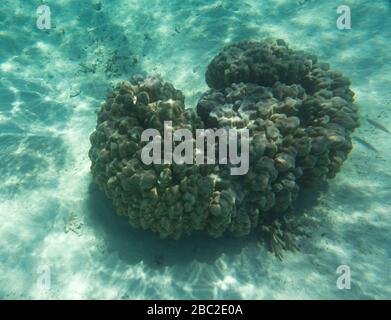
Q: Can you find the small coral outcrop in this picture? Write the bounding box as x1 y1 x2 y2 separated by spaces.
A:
201 40 359 187
89 76 237 239
89 39 359 256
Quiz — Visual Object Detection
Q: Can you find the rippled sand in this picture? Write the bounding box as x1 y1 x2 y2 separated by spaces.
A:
0 0 390 299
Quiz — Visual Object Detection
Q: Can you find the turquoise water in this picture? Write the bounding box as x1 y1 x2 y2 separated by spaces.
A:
0 0 390 299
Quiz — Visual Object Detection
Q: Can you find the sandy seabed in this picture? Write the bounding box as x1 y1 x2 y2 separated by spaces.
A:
0 0 390 299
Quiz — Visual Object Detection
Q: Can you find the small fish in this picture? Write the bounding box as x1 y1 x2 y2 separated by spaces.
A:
353 136 378 152
69 89 80 98
94 1 102 11
366 117 391 134
144 33 152 41
78 63 95 73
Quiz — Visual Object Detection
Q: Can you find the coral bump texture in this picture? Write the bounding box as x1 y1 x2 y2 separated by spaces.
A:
89 39 359 254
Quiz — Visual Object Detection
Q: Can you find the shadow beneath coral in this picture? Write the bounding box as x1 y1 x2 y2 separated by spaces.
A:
85 178 332 269
85 181 258 269
294 183 329 213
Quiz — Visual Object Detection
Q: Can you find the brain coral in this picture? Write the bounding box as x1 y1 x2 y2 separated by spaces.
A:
89 39 359 256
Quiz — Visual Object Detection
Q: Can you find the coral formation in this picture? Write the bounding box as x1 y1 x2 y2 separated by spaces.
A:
89 39 359 255
202 40 359 187
89 75 235 239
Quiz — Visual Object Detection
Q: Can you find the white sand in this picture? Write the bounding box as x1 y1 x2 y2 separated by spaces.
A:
0 0 390 299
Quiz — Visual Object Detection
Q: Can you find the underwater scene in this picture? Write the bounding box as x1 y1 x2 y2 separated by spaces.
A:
0 0 390 300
